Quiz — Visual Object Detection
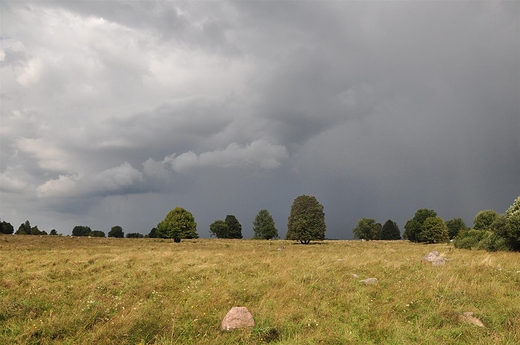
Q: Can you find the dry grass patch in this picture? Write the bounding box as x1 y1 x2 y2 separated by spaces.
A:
1 235 519 344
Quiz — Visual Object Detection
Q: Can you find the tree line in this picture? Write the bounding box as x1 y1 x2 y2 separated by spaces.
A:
152 195 326 244
1 195 327 244
3 195 518 251
352 195 520 252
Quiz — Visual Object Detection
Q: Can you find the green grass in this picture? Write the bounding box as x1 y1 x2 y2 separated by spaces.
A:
1 235 519 344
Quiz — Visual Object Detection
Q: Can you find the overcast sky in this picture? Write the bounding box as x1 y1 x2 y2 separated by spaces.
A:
1 0 519 238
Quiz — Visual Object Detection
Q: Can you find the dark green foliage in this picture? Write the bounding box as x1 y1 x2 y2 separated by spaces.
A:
209 220 229 238
72 226 92 237
49 229 58 235
380 220 401 240
30 226 44 235
454 229 511 251
225 215 243 239
13 221 45 235
147 227 158 238
108 226 124 238
16 220 31 235
473 209 499 230
454 229 486 249
490 214 508 238
454 196 520 251
403 209 437 242
89 230 106 237
157 207 198 242
419 217 449 243
1 221 14 234
506 212 520 250
126 233 144 238
286 195 326 244
445 218 467 240
352 218 380 240
253 209 278 240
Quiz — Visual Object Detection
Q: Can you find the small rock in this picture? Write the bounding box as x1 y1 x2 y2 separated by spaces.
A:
423 251 446 266
351 273 359 278
460 312 485 327
359 278 378 285
221 307 255 331
277 246 285 251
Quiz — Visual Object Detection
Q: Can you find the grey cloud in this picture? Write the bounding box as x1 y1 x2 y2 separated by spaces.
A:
1 1 518 238
0 47 28 67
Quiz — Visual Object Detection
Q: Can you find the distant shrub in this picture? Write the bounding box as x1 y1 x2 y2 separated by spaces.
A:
126 233 144 238
454 229 485 250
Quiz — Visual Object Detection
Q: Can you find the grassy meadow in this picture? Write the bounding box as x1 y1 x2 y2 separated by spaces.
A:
1 235 519 344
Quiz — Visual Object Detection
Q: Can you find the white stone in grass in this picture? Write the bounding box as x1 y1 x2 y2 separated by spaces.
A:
422 251 446 266
221 307 255 331
359 278 378 285
460 312 485 327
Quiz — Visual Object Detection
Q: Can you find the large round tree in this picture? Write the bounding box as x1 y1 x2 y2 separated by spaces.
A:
419 217 449 243
473 210 499 231
209 220 229 238
108 225 124 238
286 195 326 244
157 207 198 242
403 209 437 242
352 217 380 240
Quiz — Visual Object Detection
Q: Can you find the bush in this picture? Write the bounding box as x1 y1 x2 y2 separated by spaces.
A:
126 233 144 238
454 229 485 250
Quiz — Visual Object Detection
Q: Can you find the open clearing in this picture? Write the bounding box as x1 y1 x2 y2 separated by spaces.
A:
1 236 519 344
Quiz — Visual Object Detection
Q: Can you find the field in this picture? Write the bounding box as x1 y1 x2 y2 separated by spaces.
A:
1 236 519 344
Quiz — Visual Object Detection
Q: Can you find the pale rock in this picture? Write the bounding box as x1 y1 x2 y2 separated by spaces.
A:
460 312 485 327
422 251 446 266
359 278 378 285
221 307 255 331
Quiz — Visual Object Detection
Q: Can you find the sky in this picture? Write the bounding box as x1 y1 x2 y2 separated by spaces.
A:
1 0 519 239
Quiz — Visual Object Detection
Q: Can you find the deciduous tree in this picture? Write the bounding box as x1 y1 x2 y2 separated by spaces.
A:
157 207 198 242
506 196 520 218
419 217 449 243
352 218 380 240
253 209 278 240
0 221 14 234
286 195 326 244
126 233 144 238
16 220 31 235
147 227 158 238
404 209 437 242
473 210 499 230
225 215 243 239
209 220 229 238
72 226 92 237
445 218 467 240
89 230 106 237
108 226 124 238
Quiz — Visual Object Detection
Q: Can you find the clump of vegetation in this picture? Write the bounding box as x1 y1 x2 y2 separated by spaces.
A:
252 209 278 240
156 206 198 242
286 195 326 244
454 196 520 252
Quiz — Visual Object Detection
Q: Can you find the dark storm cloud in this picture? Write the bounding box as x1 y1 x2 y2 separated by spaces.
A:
1 1 518 238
